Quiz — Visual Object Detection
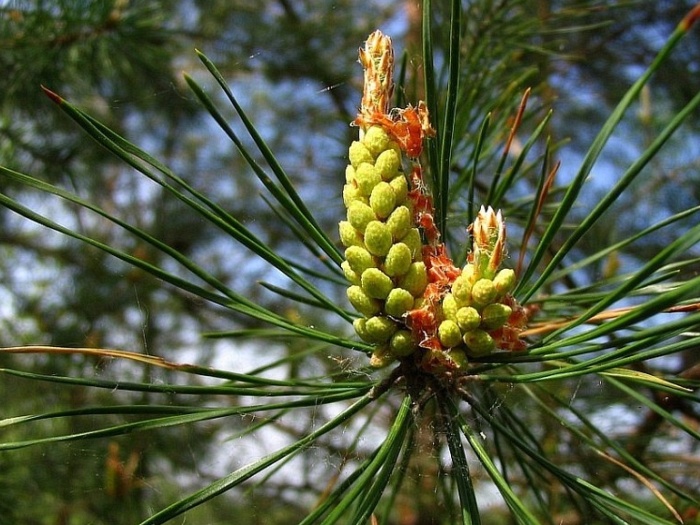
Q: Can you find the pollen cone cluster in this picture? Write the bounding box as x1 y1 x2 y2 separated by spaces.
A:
342 31 527 371
435 207 520 358
407 205 527 373
340 125 426 366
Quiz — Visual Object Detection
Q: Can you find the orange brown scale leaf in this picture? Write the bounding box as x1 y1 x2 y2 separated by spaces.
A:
405 306 442 351
408 165 442 246
386 103 435 158
489 295 529 352
355 106 434 159
425 246 461 289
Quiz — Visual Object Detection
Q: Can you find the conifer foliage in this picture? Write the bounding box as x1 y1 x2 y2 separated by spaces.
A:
1 2 700 524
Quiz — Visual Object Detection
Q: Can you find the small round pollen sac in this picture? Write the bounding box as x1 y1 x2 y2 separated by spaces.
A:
355 163 382 196
400 227 422 259
375 149 401 180
369 181 396 219
364 315 398 343
451 275 472 306
347 285 380 316
481 303 513 330
338 220 363 247
438 319 462 348
342 184 366 208
462 263 476 284
384 242 412 277
369 345 394 368
352 317 370 342
456 306 481 331
363 125 391 157
364 220 393 256
386 206 412 241
399 262 428 297
389 330 417 356
345 245 375 274
341 261 360 285
345 165 356 184
389 174 408 203
494 268 516 296
448 348 468 368
347 201 376 232
361 267 394 299
349 141 374 168
384 287 415 317
471 278 498 307
463 329 496 356
441 293 458 321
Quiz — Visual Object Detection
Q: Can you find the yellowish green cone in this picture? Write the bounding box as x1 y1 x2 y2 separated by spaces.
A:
340 125 425 365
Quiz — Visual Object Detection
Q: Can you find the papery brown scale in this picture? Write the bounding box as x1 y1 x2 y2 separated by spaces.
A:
408 166 442 246
425 248 461 288
405 305 441 350
488 295 528 351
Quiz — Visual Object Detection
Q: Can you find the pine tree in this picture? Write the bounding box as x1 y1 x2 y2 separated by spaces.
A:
1 1 699 523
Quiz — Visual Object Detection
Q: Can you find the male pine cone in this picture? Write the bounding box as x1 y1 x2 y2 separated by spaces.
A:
340 125 426 365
